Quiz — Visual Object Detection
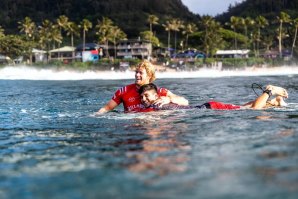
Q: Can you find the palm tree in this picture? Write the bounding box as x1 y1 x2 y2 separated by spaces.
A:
96 17 114 58
207 20 224 57
0 26 4 37
277 11 291 58
56 15 69 46
244 17 255 49
200 16 214 57
38 19 62 51
255 15 268 57
18 17 36 39
147 14 159 33
50 25 63 49
110 26 127 59
262 35 274 51
171 18 184 53
291 18 298 57
80 19 92 52
162 20 174 56
18 17 36 64
147 14 159 47
226 16 241 50
65 21 80 47
182 23 198 49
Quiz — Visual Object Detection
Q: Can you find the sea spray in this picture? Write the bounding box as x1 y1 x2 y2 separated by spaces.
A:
1 65 298 80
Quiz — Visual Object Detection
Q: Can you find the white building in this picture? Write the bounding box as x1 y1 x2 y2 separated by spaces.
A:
117 39 152 59
216 50 250 58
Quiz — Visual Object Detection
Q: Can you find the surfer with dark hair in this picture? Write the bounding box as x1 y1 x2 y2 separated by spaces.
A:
97 60 188 114
138 83 288 111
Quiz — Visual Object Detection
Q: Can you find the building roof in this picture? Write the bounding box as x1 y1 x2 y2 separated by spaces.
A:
75 43 103 51
118 39 150 43
32 48 46 53
49 46 75 53
216 50 250 55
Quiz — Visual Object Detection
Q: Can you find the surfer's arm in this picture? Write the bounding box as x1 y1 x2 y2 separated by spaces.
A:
166 91 189 106
97 99 118 114
246 85 288 109
250 92 271 109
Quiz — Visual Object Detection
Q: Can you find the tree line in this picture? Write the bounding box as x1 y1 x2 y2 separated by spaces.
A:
1 11 298 62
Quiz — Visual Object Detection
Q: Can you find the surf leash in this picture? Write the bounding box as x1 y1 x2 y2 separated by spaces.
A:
251 83 265 97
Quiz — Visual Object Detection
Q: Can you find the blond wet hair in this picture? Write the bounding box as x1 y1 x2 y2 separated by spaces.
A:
135 60 156 83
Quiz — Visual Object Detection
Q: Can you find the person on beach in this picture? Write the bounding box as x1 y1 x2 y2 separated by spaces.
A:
138 83 288 111
97 60 189 114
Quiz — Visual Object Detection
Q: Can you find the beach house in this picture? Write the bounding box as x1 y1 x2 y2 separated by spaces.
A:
116 39 152 59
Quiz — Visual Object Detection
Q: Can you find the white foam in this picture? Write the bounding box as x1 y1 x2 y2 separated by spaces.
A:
1 65 298 80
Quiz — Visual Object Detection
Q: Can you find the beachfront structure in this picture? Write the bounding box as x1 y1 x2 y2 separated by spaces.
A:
32 48 47 63
0 54 12 64
116 39 152 59
49 46 76 63
216 50 250 58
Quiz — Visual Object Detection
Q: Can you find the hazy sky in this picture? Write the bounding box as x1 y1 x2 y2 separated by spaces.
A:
181 0 245 16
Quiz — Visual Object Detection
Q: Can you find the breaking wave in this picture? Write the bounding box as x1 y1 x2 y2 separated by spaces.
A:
1 65 298 80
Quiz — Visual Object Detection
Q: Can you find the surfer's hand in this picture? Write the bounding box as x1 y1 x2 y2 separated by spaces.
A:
266 85 288 98
153 96 171 107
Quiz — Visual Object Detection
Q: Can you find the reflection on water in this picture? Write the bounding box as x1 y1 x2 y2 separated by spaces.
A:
0 76 298 199
123 117 190 176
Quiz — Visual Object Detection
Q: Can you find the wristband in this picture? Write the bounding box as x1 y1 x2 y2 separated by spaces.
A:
263 89 272 97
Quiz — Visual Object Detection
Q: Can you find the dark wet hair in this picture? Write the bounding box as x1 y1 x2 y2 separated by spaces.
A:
138 83 158 94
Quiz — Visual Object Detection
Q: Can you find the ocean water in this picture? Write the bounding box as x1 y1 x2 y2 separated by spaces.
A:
0 70 298 199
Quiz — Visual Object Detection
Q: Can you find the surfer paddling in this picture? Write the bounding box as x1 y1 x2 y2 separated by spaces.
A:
138 83 288 111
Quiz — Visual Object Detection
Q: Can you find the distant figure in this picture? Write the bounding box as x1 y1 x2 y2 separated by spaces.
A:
138 83 288 112
97 60 189 114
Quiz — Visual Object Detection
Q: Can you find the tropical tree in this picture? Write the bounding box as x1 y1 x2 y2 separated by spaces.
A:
110 26 127 59
226 16 242 49
0 35 30 60
276 11 291 58
140 31 160 47
162 20 174 56
0 26 4 37
96 17 114 58
56 15 69 46
65 21 80 47
262 35 274 50
255 15 268 57
182 23 198 49
170 18 184 53
291 18 298 57
18 17 36 39
80 19 92 52
147 14 159 45
38 19 62 51
200 16 223 57
18 17 37 64
244 17 255 49
200 16 213 56
147 14 159 33
50 25 63 49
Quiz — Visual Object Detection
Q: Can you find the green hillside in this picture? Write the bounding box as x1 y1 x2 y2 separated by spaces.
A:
0 0 198 38
217 0 298 22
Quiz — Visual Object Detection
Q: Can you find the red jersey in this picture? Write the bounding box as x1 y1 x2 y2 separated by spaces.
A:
112 83 168 112
208 101 241 110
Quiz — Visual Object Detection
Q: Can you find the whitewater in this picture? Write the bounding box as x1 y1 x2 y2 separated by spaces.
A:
1 65 298 80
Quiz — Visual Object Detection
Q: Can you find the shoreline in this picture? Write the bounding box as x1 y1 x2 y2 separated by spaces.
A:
1 65 298 80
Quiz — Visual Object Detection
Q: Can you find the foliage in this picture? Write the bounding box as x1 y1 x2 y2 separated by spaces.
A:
0 34 31 59
0 0 197 41
140 31 160 47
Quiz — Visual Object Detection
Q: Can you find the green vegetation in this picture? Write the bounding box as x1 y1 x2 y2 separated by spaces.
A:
0 0 298 69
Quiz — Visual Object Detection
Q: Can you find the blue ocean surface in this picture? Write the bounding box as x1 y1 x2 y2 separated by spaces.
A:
0 75 297 199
